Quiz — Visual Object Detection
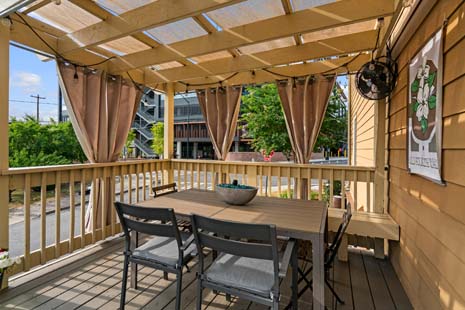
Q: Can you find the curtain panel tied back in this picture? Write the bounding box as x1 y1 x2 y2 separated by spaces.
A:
277 75 336 164
57 61 142 230
196 86 242 161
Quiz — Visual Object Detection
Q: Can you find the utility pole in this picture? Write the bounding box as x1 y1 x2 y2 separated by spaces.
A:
57 85 63 122
30 94 45 122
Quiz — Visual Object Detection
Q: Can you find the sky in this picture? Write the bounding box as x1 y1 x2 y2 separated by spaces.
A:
9 45 59 122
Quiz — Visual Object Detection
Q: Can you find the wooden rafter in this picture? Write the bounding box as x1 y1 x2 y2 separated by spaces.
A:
134 30 378 84
164 53 372 92
281 0 302 45
108 0 395 73
58 0 248 53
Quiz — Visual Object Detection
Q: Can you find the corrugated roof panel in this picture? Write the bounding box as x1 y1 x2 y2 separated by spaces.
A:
95 0 157 15
291 0 337 11
239 37 296 54
146 18 208 45
99 36 151 56
191 51 233 63
29 1 101 32
151 61 184 71
206 0 284 29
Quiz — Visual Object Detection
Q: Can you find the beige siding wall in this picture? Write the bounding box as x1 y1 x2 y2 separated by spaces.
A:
349 75 374 211
388 0 465 308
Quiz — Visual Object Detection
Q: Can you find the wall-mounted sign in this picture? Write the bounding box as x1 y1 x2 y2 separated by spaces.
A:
408 28 443 183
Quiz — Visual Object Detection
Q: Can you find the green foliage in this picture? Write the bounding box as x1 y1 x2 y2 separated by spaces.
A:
411 79 419 93
125 129 136 156
240 83 347 158
420 116 428 133
9 118 86 167
240 84 292 158
314 86 348 151
428 95 436 109
151 122 164 156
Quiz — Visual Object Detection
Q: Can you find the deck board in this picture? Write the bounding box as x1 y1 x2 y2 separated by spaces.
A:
0 240 411 310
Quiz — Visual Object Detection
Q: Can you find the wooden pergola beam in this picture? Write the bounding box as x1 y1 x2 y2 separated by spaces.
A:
58 0 247 53
156 53 371 92
140 30 377 84
109 0 394 72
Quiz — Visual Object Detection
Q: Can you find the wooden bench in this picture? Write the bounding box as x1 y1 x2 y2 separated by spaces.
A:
328 208 399 261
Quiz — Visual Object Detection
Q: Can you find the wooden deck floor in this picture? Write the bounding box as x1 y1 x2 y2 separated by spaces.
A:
0 238 412 309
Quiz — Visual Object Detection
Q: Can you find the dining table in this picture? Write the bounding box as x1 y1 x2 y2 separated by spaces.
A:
136 189 328 310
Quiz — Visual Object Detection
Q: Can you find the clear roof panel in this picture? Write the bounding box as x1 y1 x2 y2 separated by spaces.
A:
99 36 151 56
146 18 208 45
95 0 157 15
291 0 337 11
29 1 101 33
191 51 233 63
206 0 284 29
238 37 296 54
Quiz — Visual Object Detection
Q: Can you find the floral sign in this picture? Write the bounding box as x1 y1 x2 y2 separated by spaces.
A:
408 29 443 183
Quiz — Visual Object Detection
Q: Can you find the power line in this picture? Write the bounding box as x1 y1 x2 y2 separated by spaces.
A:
9 99 57 105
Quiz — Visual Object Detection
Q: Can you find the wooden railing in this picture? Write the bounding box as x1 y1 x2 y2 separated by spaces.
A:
3 158 376 277
171 159 376 210
3 159 170 276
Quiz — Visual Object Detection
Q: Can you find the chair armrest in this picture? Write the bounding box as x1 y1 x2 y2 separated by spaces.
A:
180 234 195 251
279 239 296 278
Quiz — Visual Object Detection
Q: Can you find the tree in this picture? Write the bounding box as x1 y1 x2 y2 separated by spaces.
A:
240 84 292 158
315 86 348 152
124 129 136 157
240 83 348 159
151 122 164 157
9 118 86 168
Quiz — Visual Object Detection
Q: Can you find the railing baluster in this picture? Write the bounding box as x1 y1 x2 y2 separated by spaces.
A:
183 162 188 191
318 169 323 201
277 167 282 197
128 168 133 204
341 170 346 209
287 167 291 199
55 171 61 258
196 163 200 189
135 165 140 203
80 169 86 248
92 168 98 244
366 170 371 212
110 166 116 236
190 162 194 189
203 164 207 190
149 163 154 196
259 166 263 196
101 167 107 240
267 166 272 197
40 172 47 264
142 164 147 201
307 168 312 200
354 170 358 212
69 170 75 252
24 174 31 271
329 169 334 208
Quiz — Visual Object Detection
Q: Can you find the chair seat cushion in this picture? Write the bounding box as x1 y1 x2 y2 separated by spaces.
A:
205 253 276 297
132 232 196 267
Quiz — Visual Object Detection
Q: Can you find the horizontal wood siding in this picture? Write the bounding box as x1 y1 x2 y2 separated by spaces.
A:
349 73 375 211
388 0 465 308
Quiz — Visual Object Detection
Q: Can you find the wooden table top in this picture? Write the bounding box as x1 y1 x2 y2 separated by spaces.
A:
136 189 327 240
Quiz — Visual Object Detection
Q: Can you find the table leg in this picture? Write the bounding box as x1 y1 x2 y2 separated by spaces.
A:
312 234 325 310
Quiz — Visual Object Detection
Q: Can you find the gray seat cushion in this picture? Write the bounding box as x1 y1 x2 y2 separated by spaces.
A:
205 253 276 297
132 232 196 267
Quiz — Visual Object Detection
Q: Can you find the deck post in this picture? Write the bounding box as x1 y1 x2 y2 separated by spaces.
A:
163 82 175 183
0 18 11 288
374 98 387 258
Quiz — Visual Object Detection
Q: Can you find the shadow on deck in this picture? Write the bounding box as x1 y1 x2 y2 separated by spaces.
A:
0 238 412 309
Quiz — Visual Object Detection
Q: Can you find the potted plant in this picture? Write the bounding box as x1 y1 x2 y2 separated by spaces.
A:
216 180 258 206
0 249 21 290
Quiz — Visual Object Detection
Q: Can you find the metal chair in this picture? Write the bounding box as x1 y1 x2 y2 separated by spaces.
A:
152 182 177 197
291 208 352 306
191 214 298 310
114 202 196 310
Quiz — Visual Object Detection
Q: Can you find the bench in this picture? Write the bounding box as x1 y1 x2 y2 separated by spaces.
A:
328 208 399 260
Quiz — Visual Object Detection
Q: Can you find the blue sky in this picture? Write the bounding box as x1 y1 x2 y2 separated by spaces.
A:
9 45 59 121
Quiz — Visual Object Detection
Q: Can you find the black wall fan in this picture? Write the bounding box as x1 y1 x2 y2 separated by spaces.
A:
355 59 396 100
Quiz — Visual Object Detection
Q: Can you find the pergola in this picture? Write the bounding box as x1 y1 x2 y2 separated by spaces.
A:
0 0 404 309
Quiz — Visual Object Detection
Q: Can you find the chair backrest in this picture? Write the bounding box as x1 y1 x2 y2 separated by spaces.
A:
191 214 280 290
325 208 352 267
152 182 177 197
114 202 182 251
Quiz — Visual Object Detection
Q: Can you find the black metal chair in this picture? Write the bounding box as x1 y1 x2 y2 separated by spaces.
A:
291 208 352 307
191 214 299 310
114 202 196 310
152 182 177 197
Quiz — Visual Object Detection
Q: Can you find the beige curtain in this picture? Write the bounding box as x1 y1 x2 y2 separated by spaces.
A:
196 86 242 160
277 75 335 164
57 62 142 229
